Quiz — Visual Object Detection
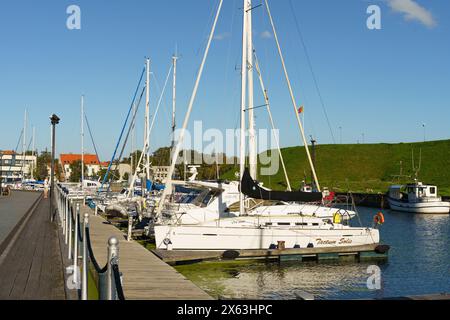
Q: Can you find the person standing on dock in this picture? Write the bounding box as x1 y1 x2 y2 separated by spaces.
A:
44 178 49 199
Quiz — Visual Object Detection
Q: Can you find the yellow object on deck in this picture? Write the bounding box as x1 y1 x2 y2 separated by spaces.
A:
333 212 341 224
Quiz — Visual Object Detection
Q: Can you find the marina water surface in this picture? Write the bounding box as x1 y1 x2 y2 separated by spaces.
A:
175 207 450 299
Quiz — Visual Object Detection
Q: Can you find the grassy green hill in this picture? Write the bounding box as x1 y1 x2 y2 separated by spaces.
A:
221 139 450 195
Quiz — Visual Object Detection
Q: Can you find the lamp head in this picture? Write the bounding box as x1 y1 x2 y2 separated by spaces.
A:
50 114 60 125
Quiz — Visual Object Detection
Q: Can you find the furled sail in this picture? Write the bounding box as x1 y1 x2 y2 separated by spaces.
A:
240 168 323 202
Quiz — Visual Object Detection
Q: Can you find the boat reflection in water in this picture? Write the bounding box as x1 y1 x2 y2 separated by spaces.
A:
176 259 387 300
175 207 450 300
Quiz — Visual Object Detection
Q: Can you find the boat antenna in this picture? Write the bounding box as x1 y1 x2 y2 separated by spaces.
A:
412 148 422 181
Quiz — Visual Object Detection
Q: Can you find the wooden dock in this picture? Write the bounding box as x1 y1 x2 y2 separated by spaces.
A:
80 206 211 300
152 243 389 265
0 193 66 300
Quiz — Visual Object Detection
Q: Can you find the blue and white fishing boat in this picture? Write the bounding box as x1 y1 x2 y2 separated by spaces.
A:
388 182 450 214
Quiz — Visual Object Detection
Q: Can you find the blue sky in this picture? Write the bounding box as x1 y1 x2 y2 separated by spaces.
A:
1 0 449 160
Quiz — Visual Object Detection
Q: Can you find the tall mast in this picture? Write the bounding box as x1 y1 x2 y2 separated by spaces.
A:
81 95 85 188
171 52 178 152
22 109 27 181
145 58 151 181
246 0 257 180
239 0 249 215
131 100 135 180
31 126 35 180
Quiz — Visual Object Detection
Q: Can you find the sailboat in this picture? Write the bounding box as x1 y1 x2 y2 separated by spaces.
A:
154 0 381 251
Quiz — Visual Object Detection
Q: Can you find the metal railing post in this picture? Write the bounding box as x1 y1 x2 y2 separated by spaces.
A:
81 213 89 300
127 214 133 241
106 236 119 300
60 188 63 221
62 192 66 235
56 187 60 219
68 199 72 259
73 203 79 285
65 193 69 243
59 188 63 223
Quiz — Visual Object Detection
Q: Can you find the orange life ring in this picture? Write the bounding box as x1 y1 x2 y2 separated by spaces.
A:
374 212 385 225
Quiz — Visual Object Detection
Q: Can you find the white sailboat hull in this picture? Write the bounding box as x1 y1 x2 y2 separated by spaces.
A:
154 225 379 250
387 197 450 214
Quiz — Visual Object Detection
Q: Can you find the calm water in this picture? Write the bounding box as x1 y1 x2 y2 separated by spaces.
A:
175 207 450 299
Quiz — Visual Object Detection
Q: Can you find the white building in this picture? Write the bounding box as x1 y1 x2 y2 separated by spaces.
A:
151 166 171 182
0 151 37 182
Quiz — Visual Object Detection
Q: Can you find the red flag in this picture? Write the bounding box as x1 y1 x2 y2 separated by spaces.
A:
298 106 304 114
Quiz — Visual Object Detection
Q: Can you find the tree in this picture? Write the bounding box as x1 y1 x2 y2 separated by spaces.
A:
121 150 143 172
69 160 88 183
150 147 171 166
97 167 120 182
34 152 51 181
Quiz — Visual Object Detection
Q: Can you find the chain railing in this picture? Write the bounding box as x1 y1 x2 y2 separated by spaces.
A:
54 184 125 300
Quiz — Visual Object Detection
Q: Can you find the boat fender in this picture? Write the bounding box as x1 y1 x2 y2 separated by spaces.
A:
375 244 390 254
222 250 240 260
374 212 385 225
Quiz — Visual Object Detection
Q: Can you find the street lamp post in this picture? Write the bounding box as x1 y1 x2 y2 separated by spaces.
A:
50 114 60 221
422 123 426 142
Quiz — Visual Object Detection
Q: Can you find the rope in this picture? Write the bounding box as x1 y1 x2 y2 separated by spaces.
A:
100 66 146 192
84 112 102 165
112 263 126 300
288 0 336 144
85 226 108 274
349 192 363 228
109 86 146 181
77 213 83 242
149 65 174 151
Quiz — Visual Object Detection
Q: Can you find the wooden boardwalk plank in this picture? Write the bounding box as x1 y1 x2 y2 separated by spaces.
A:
82 206 211 300
0 195 66 300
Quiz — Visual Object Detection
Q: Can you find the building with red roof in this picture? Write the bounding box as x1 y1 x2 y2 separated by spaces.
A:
59 154 101 181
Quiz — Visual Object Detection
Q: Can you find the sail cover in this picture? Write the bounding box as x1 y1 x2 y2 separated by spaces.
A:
240 168 323 202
